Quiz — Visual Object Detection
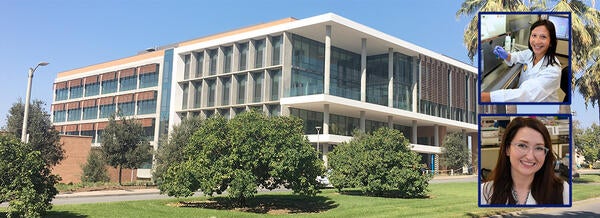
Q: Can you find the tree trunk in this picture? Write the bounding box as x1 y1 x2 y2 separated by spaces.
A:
118 165 122 186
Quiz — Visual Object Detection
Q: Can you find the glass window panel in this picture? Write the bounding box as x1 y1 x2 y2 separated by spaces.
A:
195 52 204 78
223 46 232 73
184 54 191 80
118 102 135 116
55 88 69 101
101 79 117 94
209 49 218 75
70 86 83 99
120 76 137 92
85 83 100 97
271 36 282 65
253 72 263 102
255 39 265 68
83 106 98 120
53 110 66 123
222 77 230 105
237 75 246 104
139 72 158 88
137 99 156 115
99 104 115 118
270 70 281 101
207 80 216 107
182 83 189 109
193 82 201 108
239 43 248 71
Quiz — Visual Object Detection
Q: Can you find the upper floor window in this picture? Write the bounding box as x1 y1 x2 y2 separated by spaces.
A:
254 39 265 68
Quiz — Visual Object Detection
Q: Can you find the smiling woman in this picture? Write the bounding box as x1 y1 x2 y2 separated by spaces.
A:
480 117 569 206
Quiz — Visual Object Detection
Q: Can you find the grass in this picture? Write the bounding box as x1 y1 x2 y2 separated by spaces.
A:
3 178 599 217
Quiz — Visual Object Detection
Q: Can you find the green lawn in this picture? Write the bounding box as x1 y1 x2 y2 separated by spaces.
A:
7 178 600 218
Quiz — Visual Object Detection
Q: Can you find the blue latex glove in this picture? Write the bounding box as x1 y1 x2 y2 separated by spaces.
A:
493 46 509 60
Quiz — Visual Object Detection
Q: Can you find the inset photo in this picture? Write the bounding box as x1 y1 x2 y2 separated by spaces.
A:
479 12 571 104
478 114 572 207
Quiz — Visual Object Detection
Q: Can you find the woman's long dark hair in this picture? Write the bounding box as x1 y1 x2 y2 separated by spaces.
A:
528 19 559 67
484 117 564 204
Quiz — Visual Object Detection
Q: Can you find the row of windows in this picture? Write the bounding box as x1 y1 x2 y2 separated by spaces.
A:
55 72 159 101
182 35 283 80
180 69 282 110
289 108 412 136
53 99 157 123
419 100 475 124
179 104 281 120
61 125 155 144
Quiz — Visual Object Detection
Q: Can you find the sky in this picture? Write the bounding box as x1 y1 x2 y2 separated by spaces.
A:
1 0 598 128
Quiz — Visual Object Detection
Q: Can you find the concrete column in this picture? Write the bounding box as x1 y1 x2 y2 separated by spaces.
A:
361 38 367 102
322 144 329 168
215 78 223 106
217 47 224 75
387 116 393 128
434 124 439 147
412 120 417 144
248 40 256 70
412 57 419 112
201 79 209 108
324 25 331 95
265 36 273 67
232 43 240 72
323 104 330 135
282 32 293 99
360 111 366 132
388 48 394 107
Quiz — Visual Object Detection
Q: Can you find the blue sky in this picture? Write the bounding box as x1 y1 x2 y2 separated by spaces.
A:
1 0 598 128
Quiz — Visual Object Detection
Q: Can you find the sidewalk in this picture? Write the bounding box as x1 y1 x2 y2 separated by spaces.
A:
431 174 478 180
57 188 160 198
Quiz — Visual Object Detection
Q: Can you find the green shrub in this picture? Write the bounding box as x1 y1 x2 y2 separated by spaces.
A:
328 128 432 198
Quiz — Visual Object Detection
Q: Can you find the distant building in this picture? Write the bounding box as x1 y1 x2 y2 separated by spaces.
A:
51 13 479 179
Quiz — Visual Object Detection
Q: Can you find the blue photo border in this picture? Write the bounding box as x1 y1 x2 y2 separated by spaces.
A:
477 113 573 208
477 11 572 105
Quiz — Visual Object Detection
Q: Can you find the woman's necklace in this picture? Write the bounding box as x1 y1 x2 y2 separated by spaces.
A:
512 188 529 204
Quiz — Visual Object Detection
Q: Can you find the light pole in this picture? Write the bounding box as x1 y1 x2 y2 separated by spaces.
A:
21 62 49 142
315 126 321 156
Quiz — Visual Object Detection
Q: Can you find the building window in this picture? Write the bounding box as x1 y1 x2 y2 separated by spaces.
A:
331 47 361 101
268 104 280 117
289 108 323 134
144 125 155 141
290 34 324 97
118 102 135 116
239 43 248 71
53 110 66 123
193 82 201 108
195 52 204 78
270 70 281 101
209 49 218 75
223 46 232 73
67 108 81 121
83 106 98 120
85 83 100 97
181 83 189 109
271 35 282 65
222 77 231 105
137 99 156 115
207 79 216 107
120 75 137 92
184 54 191 80
392 53 413 110
99 104 115 118
237 74 246 104
253 72 263 102
102 79 117 94
366 54 389 106
55 88 68 101
254 39 265 68
139 72 158 88
70 86 83 99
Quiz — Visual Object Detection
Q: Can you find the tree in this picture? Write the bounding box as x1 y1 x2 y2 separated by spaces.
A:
4 99 64 166
81 148 109 183
0 134 59 217
101 114 152 185
328 128 431 198
575 123 600 164
441 133 470 173
153 116 203 184
159 111 323 205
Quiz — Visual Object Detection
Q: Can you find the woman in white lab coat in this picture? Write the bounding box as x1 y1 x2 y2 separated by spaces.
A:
481 19 561 102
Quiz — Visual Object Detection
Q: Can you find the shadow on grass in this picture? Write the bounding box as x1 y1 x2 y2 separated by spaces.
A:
0 211 87 218
573 175 600 184
338 190 430 199
175 195 338 214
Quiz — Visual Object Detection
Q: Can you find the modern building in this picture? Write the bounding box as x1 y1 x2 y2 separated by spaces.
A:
51 13 479 179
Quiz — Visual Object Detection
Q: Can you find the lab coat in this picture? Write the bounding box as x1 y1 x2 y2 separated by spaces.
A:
480 181 570 205
490 50 561 102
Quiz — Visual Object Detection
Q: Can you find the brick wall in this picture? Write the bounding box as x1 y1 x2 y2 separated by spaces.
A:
53 135 92 184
